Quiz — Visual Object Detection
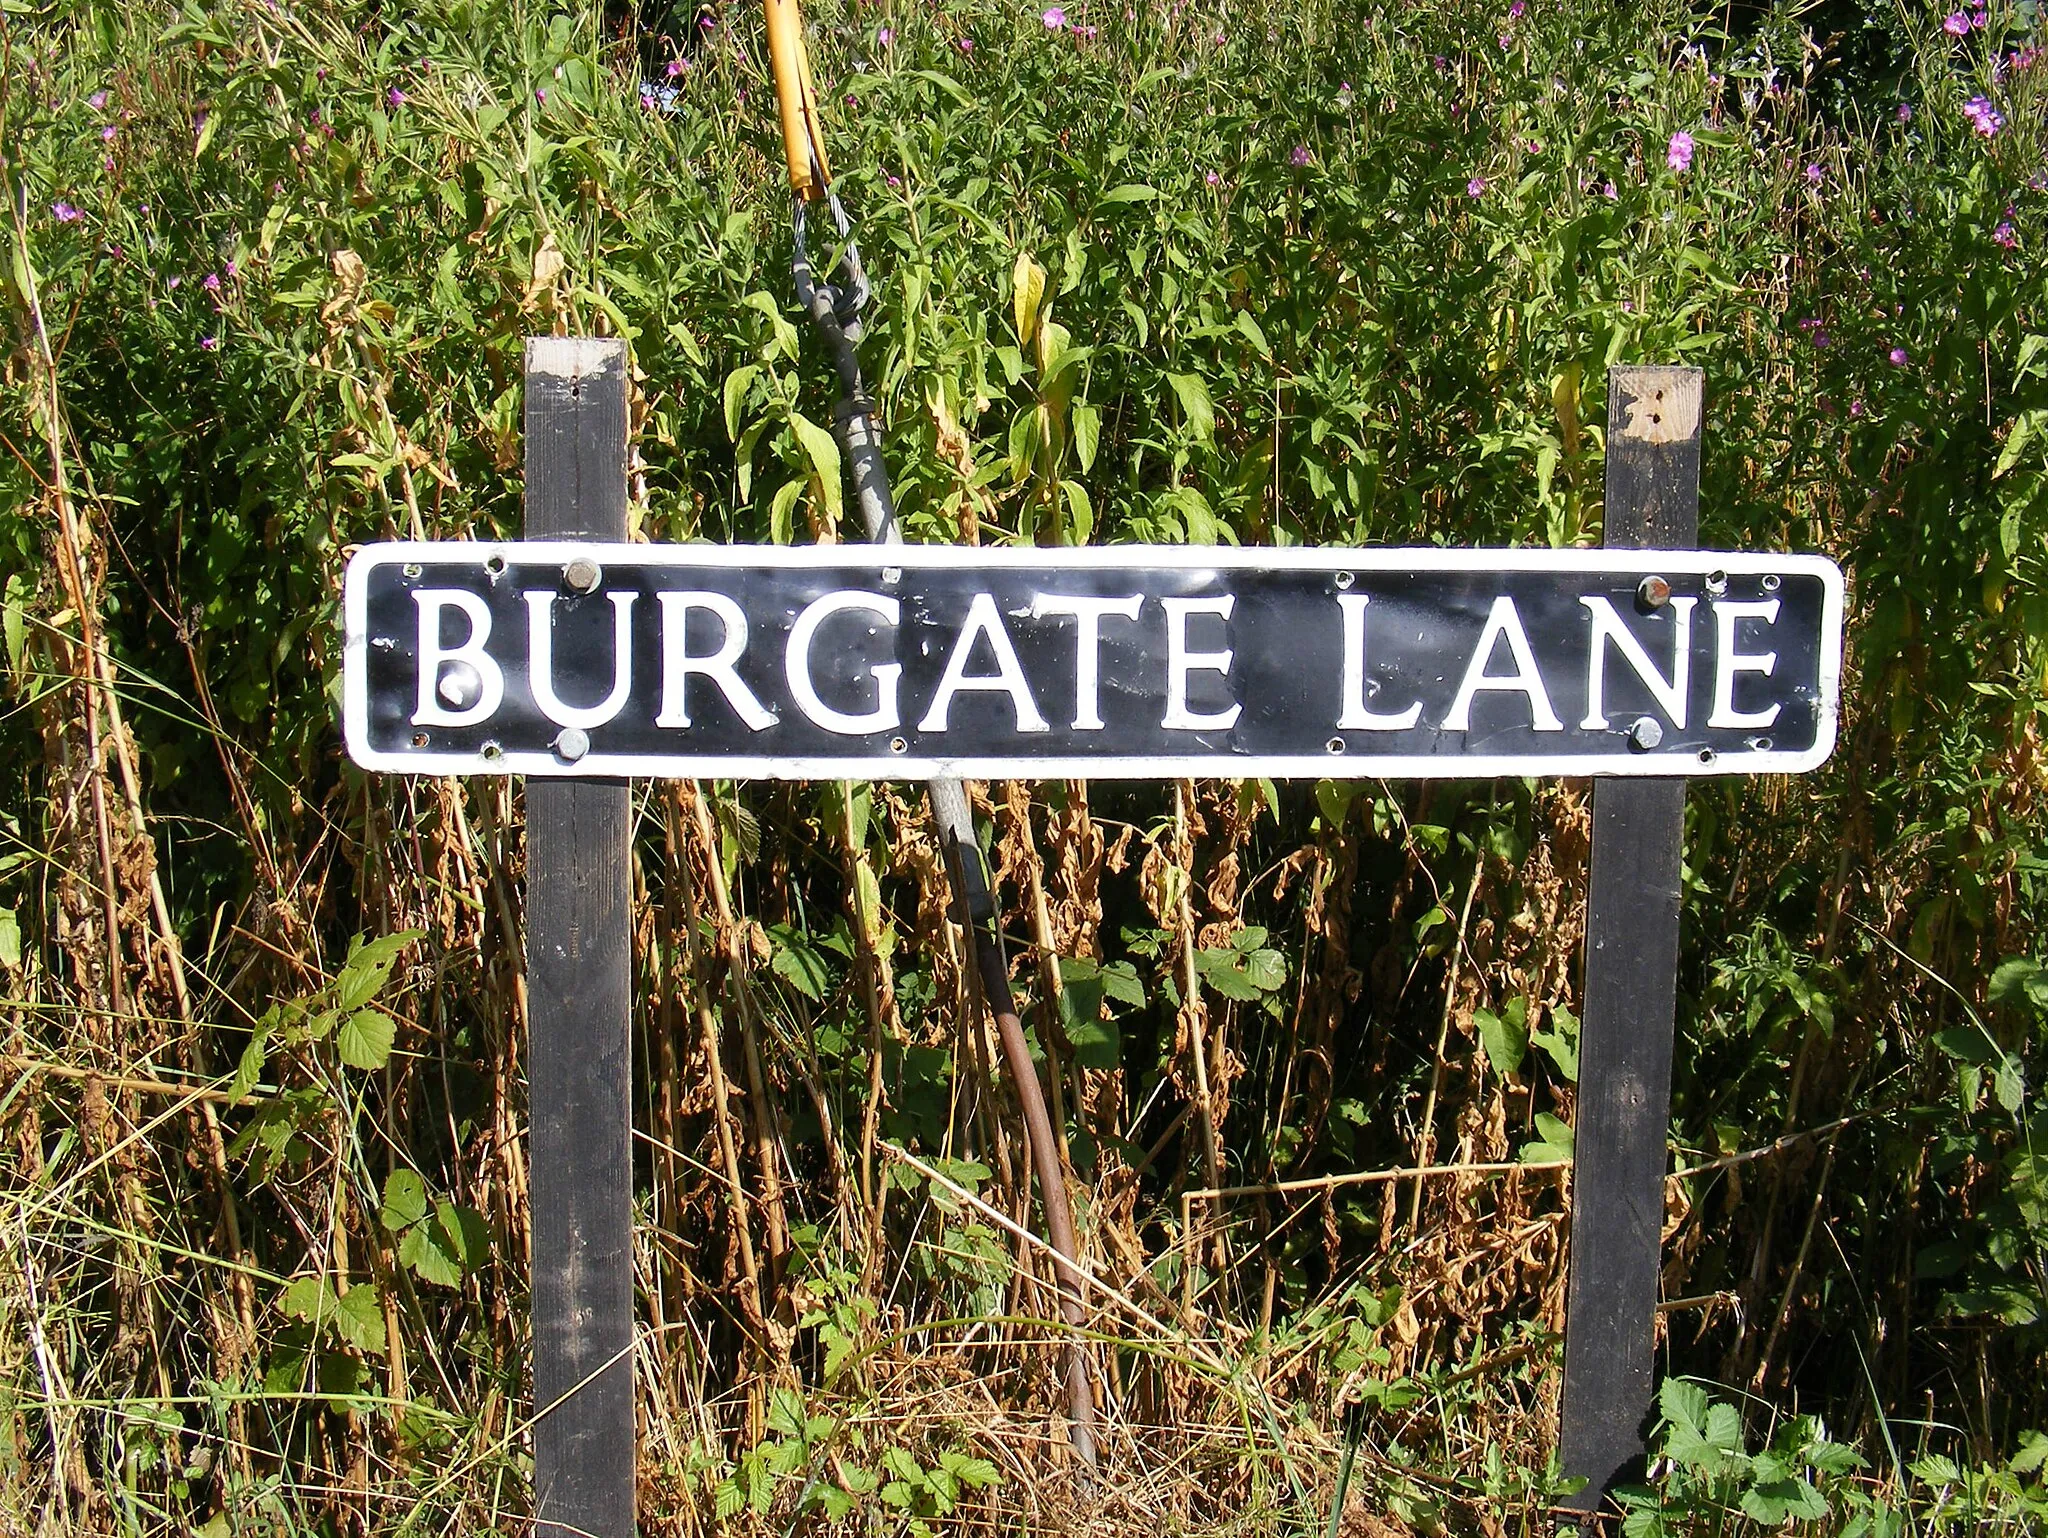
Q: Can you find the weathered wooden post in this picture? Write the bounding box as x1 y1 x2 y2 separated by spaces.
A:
1558 365 1703 1511
523 336 636 1538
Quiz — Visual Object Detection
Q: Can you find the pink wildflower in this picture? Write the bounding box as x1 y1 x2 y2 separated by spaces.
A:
1995 221 2018 247
52 201 81 222
1963 95 2004 135
1944 11 1970 33
203 272 221 292
200 335 219 351
667 58 686 76
1805 163 1824 184
101 124 115 141
957 36 973 52
1042 6 1066 26
387 87 406 108
1667 130 1695 172
1289 144 1312 167
1889 346 1910 365
1509 0 1525 15
1205 169 1220 186
877 26 893 45
1467 176 1487 196
89 91 108 110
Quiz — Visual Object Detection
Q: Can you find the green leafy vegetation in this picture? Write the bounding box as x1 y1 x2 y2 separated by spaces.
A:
3 0 2048 1529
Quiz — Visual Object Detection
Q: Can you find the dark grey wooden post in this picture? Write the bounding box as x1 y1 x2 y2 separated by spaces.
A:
524 336 636 1538
1559 365 1702 1511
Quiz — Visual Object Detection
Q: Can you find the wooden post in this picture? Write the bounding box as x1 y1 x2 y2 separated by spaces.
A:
524 337 636 1538
1558 366 1701 1511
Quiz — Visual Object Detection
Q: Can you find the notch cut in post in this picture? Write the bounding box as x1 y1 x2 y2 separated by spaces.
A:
1558 365 1701 1512
524 336 636 1538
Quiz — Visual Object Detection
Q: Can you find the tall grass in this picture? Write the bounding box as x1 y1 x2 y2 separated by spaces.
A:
2 0 2047 1530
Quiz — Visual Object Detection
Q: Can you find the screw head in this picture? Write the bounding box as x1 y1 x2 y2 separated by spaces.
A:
1628 716 1664 751
1335 571 1355 590
554 727 590 762
1705 569 1729 596
564 556 602 593
437 661 483 709
1636 574 1672 610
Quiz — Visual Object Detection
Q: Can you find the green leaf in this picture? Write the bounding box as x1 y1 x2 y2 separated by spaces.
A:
1061 480 1094 545
723 364 760 441
1521 1112 1573 1163
1101 183 1159 204
401 1222 462 1288
280 1276 335 1324
335 1008 397 1071
768 924 830 1000
334 930 420 1012
1990 956 2045 1006
1659 1377 1711 1439
1531 1004 1580 1082
333 1286 387 1355
787 411 844 530
0 907 20 970
381 1169 429 1231
1476 1006 1527 1076
1165 371 1215 441
1072 400 1101 472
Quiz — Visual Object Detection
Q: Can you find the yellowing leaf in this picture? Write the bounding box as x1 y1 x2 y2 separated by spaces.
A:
1012 250 1047 348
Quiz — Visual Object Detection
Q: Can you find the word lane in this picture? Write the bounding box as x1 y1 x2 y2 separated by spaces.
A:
343 545 1842 780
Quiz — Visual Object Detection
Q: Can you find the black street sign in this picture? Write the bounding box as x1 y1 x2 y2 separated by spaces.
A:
342 544 1842 780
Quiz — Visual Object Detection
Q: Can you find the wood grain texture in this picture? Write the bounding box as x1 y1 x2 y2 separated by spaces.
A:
524 337 636 1538
1558 365 1701 1511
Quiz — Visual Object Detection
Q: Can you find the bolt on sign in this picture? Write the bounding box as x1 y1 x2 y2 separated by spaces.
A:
343 545 1843 781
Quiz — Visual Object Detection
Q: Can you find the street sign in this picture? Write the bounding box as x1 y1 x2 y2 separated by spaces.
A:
342 543 1842 781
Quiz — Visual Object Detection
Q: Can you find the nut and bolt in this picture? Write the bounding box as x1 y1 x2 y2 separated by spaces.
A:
1628 716 1664 751
564 556 603 594
554 727 590 763
1636 574 1672 610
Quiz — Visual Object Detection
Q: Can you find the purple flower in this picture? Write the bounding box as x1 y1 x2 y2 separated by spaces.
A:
1289 144 1312 167
698 13 714 27
667 58 686 76
1602 180 1618 198
225 259 238 278
1042 6 1066 27
1666 130 1695 172
1889 346 1910 365
1467 176 1487 196
1509 0 1525 15
1805 162 1824 184
1897 102 1913 122
1973 7 1988 24
885 172 901 187
200 335 219 351
956 35 973 52
877 26 893 45
52 201 81 222
535 87 547 102
844 92 857 105
1213 28 1225 43
1205 168 1221 185
89 91 107 110
1963 94 2004 136
1849 399 1865 417
639 83 657 109
203 271 221 292
1498 32 1512 48
1944 11 1970 33
1995 220 2018 247
387 87 406 108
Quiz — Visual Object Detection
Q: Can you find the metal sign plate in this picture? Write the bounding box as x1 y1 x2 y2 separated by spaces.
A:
342 544 1843 780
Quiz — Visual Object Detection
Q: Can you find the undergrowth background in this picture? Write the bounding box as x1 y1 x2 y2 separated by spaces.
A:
3 0 2048 1530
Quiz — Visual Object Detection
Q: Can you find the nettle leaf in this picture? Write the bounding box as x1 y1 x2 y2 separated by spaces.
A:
333 1287 388 1355
767 924 830 1000
334 930 421 1012
335 1008 398 1071
381 1168 429 1232
401 1223 462 1288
